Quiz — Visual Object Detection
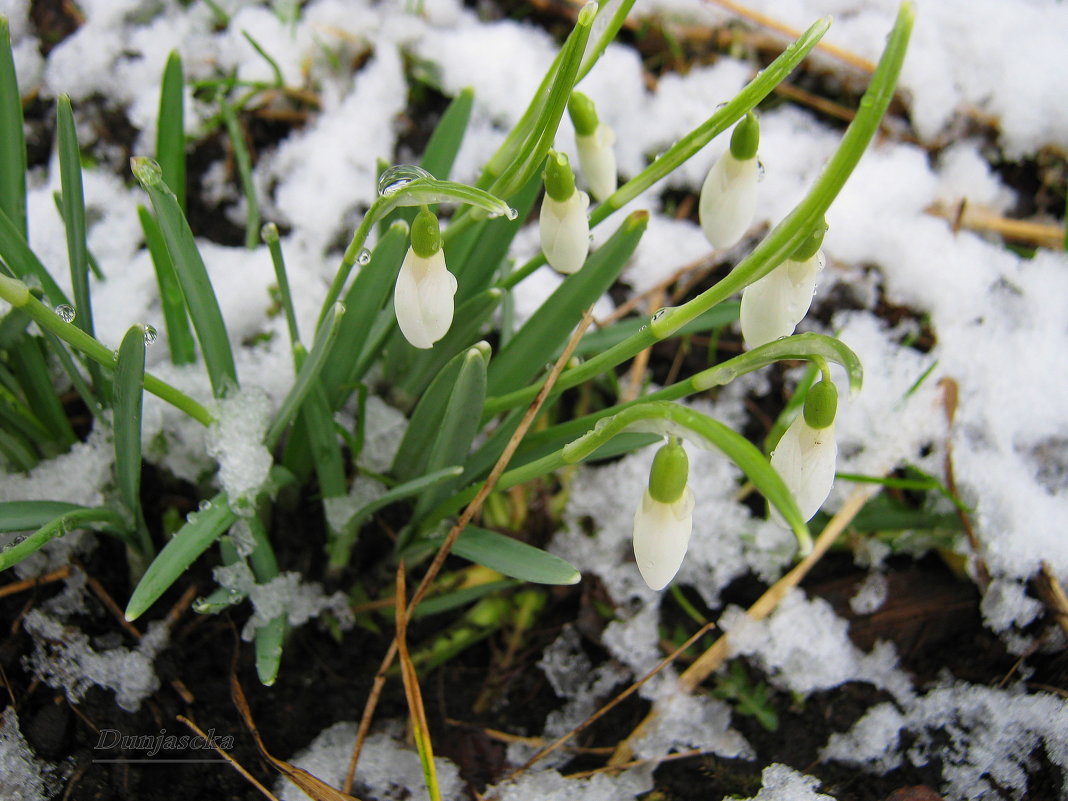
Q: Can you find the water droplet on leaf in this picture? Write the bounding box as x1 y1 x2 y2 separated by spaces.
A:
377 165 432 197
357 248 371 265
198 500 212 512
505 207 518 221
757 160 766 182
651 308 667 321
55 304 75 323
141 324 157 345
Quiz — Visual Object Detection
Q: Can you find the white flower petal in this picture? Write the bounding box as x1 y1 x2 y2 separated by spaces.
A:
539 190 591 274
770 416 837 525
576 123 617 202
393 247 457 349
698 152 758 250
632 486 695 590
740 251 823 348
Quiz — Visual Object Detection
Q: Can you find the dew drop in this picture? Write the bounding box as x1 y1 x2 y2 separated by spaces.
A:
714 102 728 112
377 164 432 197
505 207 518 221
192 597 211 614
651 308 667 321
757 160 766 182
55 304 76 323
141 324 157 345
198 499 212 512
356 248 371 266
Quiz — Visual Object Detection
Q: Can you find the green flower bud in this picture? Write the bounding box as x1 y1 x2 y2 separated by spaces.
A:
568 91 599 137
803 380 838 430
543 151 576 202
791 217 827 261
729 112 760 161
648 438 689 504
410 206 441 258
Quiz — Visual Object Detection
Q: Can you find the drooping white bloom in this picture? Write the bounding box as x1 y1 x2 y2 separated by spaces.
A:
740 251 824 349
539 189 591 274
576 122 617 202
770 413 837 525
699 150 758 250
393 245 457 349
632 485 695 591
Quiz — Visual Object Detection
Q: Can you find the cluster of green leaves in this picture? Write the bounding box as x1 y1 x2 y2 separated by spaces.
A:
0 2 914 688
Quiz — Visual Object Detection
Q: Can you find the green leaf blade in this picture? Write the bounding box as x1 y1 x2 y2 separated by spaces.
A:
449 526 580 585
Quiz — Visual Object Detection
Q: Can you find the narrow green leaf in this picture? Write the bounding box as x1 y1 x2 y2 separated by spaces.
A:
56 97 92 339
0 428 38 471
125 494 236 621
487 210 647 397
0 16 27 237
0 500 86 532
133 157 238 398
446 526 580 585
8 336 76 447
420 87 473 181
265 301 345 449
408 345 489 529
244 514 285 686
138 205 196 364
574 302 740 359
0 206 71 309
220 102 260 249
114 324 152 556
157 51 187 211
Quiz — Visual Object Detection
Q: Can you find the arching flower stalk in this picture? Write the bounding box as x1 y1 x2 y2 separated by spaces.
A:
740 219 828 349
770 376 838 526
632 437 694 590
569 91 617 202
539 151 590 274
394 206 456 349
699 111 760 250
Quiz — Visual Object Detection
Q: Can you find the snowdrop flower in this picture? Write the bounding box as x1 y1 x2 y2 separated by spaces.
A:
394 206 456 349
699 112 760 250
540 151 590 275
770 378 838 526
740 220 826 349
632 437 695 591
569 91 617 202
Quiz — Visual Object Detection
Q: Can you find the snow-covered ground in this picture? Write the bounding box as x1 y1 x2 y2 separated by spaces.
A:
2 0 1068 799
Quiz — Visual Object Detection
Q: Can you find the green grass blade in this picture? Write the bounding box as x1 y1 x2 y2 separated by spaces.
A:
486 209 647 397
445 526 580 585
8 335 76 447
420 87 473 181
245 514 285 686
157 51 187 211
0 501 85 531
56 97 92 338
0 419 40 470
261 223 300 348
138 205 196 364
0 507 127 572
0 16 27 237
326 466 463 570
0 206 71 308
265 301 345 449
220 102 260 249
114 325 153 556
133 157 238 398
40 328 101 419
125 493 237 620
319 220 408 407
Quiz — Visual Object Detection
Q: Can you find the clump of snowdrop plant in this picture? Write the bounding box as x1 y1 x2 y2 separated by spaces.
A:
0 0 915 727
699 111 761 250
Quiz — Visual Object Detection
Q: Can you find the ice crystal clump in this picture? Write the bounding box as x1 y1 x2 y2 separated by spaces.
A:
206 386 274 506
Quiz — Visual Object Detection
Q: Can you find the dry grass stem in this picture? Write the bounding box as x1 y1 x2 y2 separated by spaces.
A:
928 200 1066 250
0 565 71 599
177 714 281 801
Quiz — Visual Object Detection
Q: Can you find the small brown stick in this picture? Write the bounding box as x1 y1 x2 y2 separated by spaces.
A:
705 0 878 74
443 721 615 754
83 570 144 640
608 486 874 765
0 565 71 599
177 714 280 801
343 308 598 793
596 258 713 329
927 201 1066 250
507 621 716 782
773 81 856 123
565 748 710 780
1036 562 1068 643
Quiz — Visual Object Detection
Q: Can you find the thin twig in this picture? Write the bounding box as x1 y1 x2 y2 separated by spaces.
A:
564 748 709 779
177 714 281 801
342 639 398 795
0 565 71 599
